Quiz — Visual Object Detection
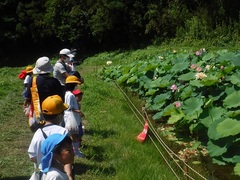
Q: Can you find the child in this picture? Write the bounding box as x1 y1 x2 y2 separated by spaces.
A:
24 65 34 94
41 133 74 179
22 65 33 116
72 89 85 147
64 75 84 157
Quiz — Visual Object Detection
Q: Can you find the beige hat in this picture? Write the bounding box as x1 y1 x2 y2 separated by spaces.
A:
33 57 53 74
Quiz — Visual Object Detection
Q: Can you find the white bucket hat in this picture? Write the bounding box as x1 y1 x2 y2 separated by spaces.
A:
59 48 74 58
33 56 53 74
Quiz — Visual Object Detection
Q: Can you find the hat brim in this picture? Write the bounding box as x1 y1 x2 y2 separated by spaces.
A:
26 70 33 73
33 66 53 74
67 54 74 58
66 81 81 84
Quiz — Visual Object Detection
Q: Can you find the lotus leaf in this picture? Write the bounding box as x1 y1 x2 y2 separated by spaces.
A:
216 49 228 56
202 53 215 61
208 118 225 140
216 118 240 138
234 163 240 176
182 97 203 116
153 92 171 104
129 64 140 74
178 72 196 81
200 75 219 86
168 112 185 124
171 61 189 73
127 75 138 84
117 74 129 84
143 63 159 72
223 91 240 108
190 80 204 87
232 155 240 163
218 52 238 64
212 157 226 165
207 140 228 157
162 104 175 116
229 72 240 87
146 88 159 96
180 85 193 100
152 111 163 120
227 110 240 118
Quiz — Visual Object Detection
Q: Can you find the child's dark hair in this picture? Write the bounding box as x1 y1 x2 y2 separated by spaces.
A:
65 83 76 91
53 135 72 155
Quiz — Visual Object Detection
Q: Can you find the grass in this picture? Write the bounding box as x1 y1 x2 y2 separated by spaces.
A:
0 44 239 179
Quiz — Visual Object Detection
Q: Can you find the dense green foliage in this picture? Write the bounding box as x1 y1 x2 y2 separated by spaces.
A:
1 0 240 66
99 48 240 176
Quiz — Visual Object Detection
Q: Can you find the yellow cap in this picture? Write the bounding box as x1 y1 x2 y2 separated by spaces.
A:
66 75 81 84
42 95 68 115
26 65 33 73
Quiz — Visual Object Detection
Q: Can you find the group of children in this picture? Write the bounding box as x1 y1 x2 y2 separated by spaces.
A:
18 55 86 179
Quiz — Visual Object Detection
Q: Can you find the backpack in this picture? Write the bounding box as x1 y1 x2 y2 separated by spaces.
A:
28 76 45 132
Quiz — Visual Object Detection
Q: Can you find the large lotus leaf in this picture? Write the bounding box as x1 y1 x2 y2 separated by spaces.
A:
212 157 226 165
153 92 171 104
223 91 240 109
171 61 189 73
146 78 162 89
143 63 159 72
234 163 240 176
208 118 225 140
180 85 193 100
184 111 200 121
176 53 191 61
121 64 133 75
218 52 240 65
182 97 203 116
168 111 185 124
202 52 215 61
162 104 175 116
146 102 165 111
216 118 240 138
145 88 159 96
231 155 240 163
152 111 163 120
223 65 235 74
178 72 196 81
190 80 204 87
199 107 226 128
229 72 240 87
207 140 228 157
228 54 240 66
189 122 205 132
200 75 219 86
117 74 129 84
227 109 240 118
224 85 236 95
129 64 140 74
127 75 138 84
216 49 229 56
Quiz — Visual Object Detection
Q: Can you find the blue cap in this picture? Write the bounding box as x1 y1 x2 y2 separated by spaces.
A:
41 133 68 173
